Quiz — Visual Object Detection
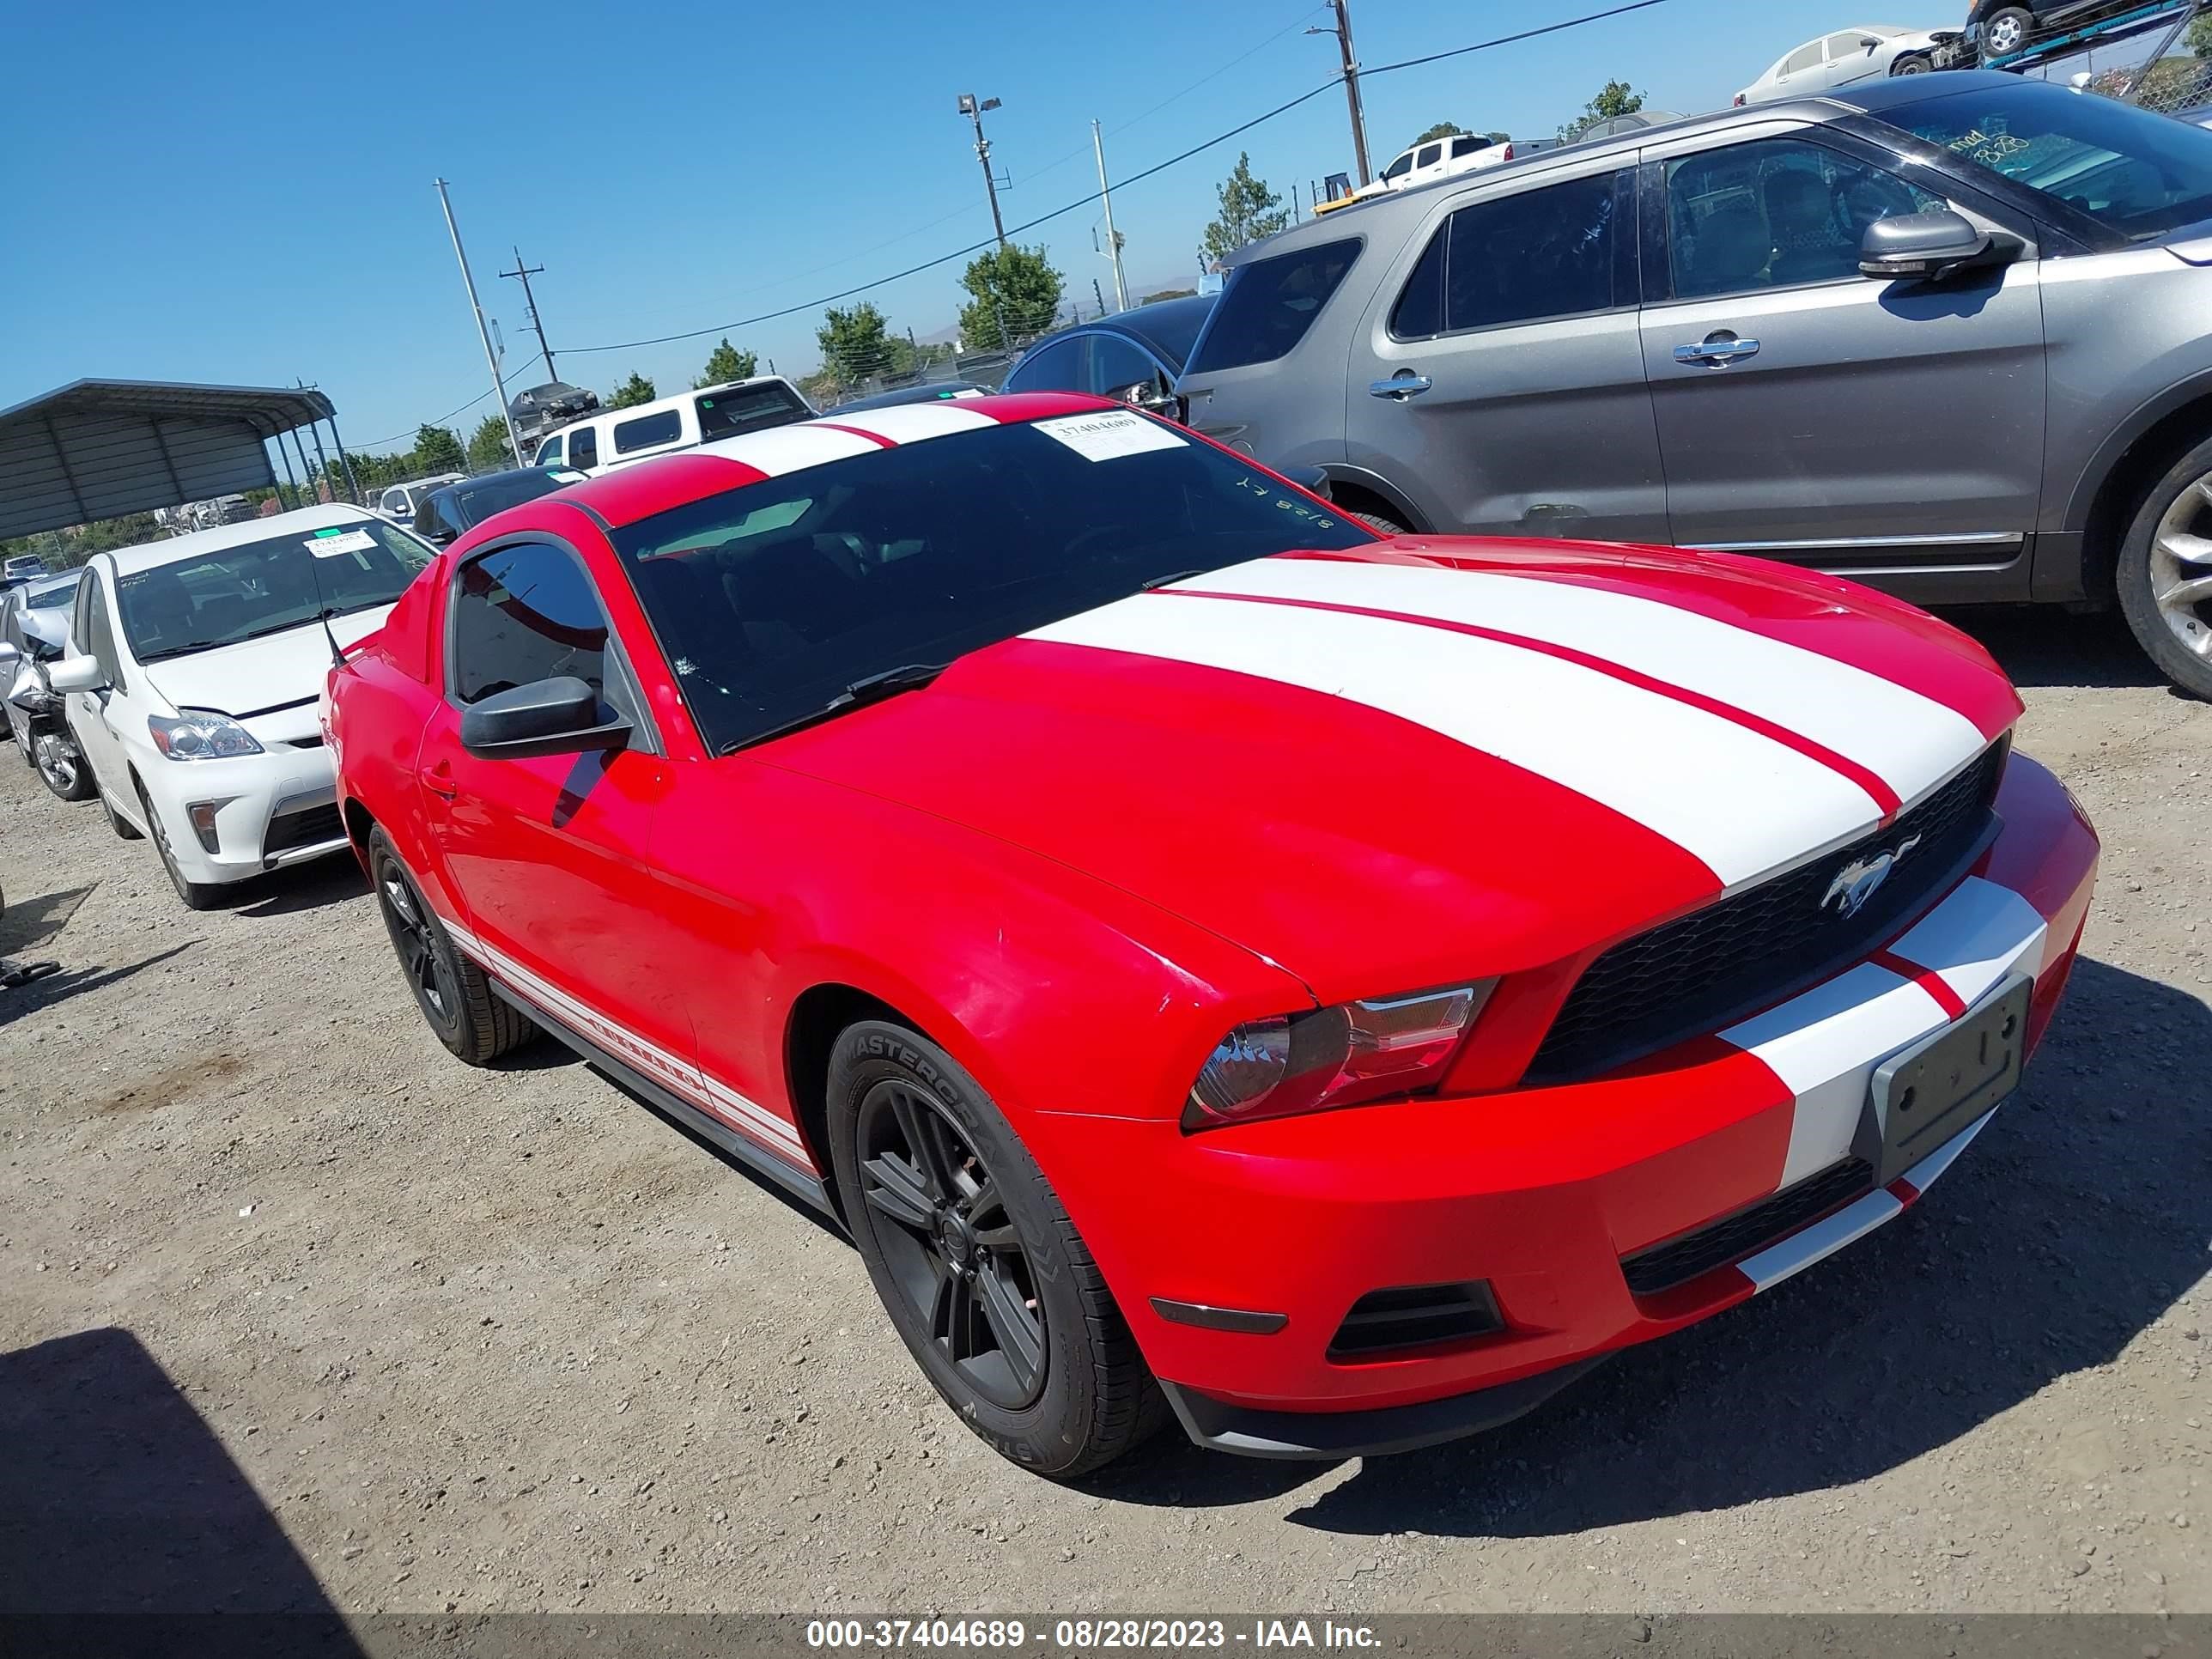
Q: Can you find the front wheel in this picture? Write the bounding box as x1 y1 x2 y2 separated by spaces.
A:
2116 434 2212 701
368 827 536 1064
1347 508 1411 538
825 1020 1165 1478
1890 52 1932 74
1981 6 2033 56
35 734 95 801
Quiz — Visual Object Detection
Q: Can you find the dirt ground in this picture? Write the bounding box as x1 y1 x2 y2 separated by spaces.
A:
1 607 2204 1621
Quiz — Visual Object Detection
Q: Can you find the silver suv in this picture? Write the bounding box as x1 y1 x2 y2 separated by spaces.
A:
1177 71 2212 697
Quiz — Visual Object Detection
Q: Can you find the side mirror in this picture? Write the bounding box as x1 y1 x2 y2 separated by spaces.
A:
1115 381 1190 425
459 675 631 760
1859 210 2004 281
9 659 54 714
46 653 109 696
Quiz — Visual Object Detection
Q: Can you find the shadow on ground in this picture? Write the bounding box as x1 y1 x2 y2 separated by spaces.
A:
0 1326 360 1647
0 943 198 1030
228 857 370 920
1102 957 2206 1529
0 883 94 956
1943 605 2167 693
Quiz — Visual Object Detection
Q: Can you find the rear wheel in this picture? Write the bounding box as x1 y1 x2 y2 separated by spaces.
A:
1981 6 2033 56
1347 508 1410 538
368 827 536 1064
2116 434 2212 702
825 1019 1166 1478
137 782 223 911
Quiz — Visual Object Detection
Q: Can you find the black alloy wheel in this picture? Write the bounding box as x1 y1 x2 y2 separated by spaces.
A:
856 1078 1047 1409
375 845 462 1042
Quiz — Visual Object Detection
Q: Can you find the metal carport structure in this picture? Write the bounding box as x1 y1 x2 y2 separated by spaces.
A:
0 379 357 540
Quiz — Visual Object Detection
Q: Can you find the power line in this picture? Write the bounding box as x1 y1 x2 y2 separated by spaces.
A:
356 351 543 452
556 0 1676 358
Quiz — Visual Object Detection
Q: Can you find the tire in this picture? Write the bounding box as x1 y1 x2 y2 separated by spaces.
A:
368 827 536 1064
102 791 143 840
1981 6 2033 57
2115 434 2212 701
825 1019 1166 1478
35 735 95 801
1890 52 1932 75
137 781 224 911
1348 508 1411 538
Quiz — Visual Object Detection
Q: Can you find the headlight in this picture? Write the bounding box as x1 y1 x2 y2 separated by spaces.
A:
1183 982 1494 1131
148 709 264 761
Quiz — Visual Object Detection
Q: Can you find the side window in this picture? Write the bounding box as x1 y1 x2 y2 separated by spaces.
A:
1440 171 1620 331
448 541 611 706
1389 228 1448 339
1416 143 1443 170
1783 41 1823 74
1184 238 1362 374
1450 135 1483 158
1826 31 1877 58
533 434 563 466
567 425 600 471
381 487 409 515
613 409 684 454
1665 137 1944 301
1381 150 1415 183
1086 335 1165 398
1004 336 1085 392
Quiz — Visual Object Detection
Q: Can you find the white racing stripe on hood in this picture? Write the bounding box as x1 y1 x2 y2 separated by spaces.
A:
1026 590 1881 887
1181 557 1987 805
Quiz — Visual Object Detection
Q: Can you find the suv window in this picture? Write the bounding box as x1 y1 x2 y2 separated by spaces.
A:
1394 172 1620 337
567 425 600 470
1086 335 1164 398
449 541 609 705
1004 336 1084 392
1665 137 1942 300
614 409 684 454
1186 237 1361 374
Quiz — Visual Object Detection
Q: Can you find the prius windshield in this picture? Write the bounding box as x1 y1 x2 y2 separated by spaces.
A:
610 410 1371 752
117 520 431 661
1879 78 2212 240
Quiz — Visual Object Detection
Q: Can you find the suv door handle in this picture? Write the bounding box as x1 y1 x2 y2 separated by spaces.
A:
1368 374 1433 401
1674 335 1760 367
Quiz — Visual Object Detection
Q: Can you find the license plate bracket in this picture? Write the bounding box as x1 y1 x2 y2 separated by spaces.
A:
1863 972 2032 1188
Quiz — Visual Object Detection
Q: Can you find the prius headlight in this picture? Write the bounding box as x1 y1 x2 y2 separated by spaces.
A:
149 709 264 761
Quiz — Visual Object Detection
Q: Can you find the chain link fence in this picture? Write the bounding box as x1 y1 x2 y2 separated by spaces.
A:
1994 1 2212 119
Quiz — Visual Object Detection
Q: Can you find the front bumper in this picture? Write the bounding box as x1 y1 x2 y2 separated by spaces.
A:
140 743 346 886
1040 752 2098 1456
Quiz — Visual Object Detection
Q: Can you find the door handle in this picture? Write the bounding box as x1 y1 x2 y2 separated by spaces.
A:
1674 335 1760 367
423 761 459 799
1368 374 1433 401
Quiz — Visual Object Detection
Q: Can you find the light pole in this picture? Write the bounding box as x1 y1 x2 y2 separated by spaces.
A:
1091 119 1128 313
434 178 524 465
957 93 1008 246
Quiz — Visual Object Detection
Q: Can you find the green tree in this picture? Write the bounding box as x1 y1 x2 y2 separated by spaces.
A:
2190 10 2212 54
816 302 896 387
1409 121 1466 144
1200 153 1291 267
696 337 759 388
1486 131 1512 144
466 414 514 472
957 244 1066 349
1559 80 1644 143
606 372 658 410
411 424 466 475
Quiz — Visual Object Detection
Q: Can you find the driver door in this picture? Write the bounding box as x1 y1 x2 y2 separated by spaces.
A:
1638 128 2049 587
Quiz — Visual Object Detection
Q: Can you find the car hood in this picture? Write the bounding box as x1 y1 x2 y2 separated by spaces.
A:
143 608 395 722
763 542 2021 1001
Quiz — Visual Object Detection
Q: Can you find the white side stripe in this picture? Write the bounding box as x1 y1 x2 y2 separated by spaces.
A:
1027 590 1881 887
1178 558 1989 805
1723 962 1949 1189
821 403 998 444
443 921 809 1162
1884 875 2049 1011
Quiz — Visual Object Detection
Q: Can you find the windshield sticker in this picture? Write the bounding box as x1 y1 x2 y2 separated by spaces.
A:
1033 409 1188 463
306 528 378 557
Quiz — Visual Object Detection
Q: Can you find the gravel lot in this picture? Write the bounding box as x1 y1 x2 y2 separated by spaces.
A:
1 609 2204 1621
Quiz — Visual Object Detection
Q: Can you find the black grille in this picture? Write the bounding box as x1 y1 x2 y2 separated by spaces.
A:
1328 1280 1504 1359
1622 1157 1874 1297
263 803 343 859
1529 741 2008 1083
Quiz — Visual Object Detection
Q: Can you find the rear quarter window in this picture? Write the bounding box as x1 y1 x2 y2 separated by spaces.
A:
614 410 684 454
1185 237 1362 374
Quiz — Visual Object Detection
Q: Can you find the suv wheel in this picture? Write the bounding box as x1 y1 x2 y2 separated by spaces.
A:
2117 434 2212 701
1982 6 2033 55
368 827 537 1064
1347 508 1410 538
825 1019 1166 1478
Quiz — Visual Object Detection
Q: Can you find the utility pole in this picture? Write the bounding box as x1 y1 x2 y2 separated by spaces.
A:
1091 119 1128 313
498 246 558 383
434 178 524 465
957 94 1008 246
1309 0 1373 186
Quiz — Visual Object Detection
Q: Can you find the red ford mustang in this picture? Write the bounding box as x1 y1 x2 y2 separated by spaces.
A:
326 392 2098 1476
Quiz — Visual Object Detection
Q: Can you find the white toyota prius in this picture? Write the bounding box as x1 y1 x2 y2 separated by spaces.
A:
51 505 431 908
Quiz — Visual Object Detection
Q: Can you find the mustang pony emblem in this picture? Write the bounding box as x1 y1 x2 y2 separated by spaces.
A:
1822 835 1923 919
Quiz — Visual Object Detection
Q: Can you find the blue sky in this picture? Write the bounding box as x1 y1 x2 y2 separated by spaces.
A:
2 0 1960 452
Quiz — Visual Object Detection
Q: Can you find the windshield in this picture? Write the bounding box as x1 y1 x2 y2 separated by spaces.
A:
24 582 74 609
117 520 431 661
1878 80 2212 240
610 411 1372 751
450 470 580 529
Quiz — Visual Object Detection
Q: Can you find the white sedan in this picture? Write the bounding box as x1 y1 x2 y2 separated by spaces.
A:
50 505 432 909
1735 24 1961 105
